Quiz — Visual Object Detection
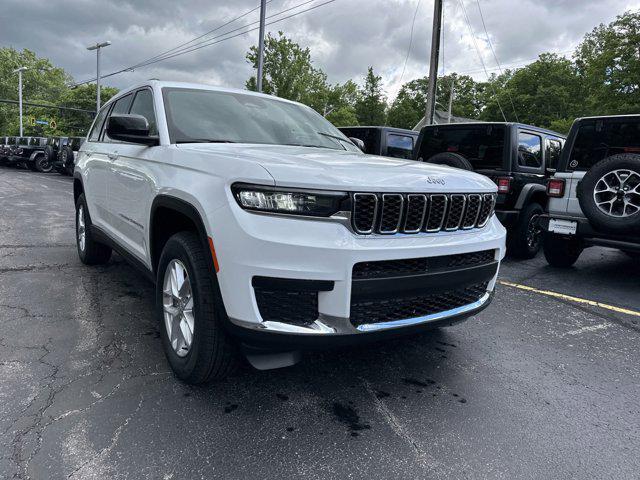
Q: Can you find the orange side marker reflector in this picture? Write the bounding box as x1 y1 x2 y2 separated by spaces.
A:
208 237 220 273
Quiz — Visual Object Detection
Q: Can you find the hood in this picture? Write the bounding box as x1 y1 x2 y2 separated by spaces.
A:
177 143 497 193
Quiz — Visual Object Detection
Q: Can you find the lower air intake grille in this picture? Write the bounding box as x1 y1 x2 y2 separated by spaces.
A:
350 282 489 326
254 288 318 326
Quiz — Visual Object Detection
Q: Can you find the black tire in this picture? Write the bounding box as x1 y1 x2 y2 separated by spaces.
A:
543 232 583 268
27 160 38 171
508 203 544 259
75 193 112 265
34 153 53 173
577 153 640 233
425 152 473 171
156 232 240 384
60 147 74 176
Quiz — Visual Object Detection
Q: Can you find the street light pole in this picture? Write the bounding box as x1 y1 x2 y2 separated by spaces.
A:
12 67 27 137
86 41 111 112
425 0 443 126
256 0 267 92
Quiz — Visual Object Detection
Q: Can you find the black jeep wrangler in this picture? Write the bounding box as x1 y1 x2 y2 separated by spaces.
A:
414 122 565 258
338 126 419 159
8 136 52 172
541 115 640 267
53 136 84 176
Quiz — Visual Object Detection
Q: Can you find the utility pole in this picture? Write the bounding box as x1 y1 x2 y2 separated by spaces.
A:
12 67 27 136
447 78 455 124
256 0 267 92
424 0 443 126
87 41 111 112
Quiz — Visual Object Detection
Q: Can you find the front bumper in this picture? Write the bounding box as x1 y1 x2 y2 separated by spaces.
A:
210 204 506 347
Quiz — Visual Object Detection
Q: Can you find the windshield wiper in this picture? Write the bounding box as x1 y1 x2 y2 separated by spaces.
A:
175 139 237 144
317 131 347 142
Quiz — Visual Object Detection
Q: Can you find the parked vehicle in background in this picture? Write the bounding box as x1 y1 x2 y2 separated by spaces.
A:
0 136 17 165
338 126 419 159
7 136 51 172
43 137 66 173
541 115 640 267
53 137 84 175
415 122 565 259
74 81 505 384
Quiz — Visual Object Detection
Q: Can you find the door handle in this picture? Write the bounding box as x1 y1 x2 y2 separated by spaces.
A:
108 152 119 160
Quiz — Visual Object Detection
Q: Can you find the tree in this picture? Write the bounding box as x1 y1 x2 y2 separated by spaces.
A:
0 47 71 135
325 80 359 126
57 84 119 136
246 31 330 112
386 74 482 129
355 67 387 125
575 11 640 115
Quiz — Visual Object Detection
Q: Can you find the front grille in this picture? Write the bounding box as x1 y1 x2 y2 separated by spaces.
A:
350 282 489 326
352 192 496 235
254 288 318 326
352 250 496 279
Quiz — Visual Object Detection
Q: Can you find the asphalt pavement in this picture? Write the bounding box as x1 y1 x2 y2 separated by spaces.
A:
1 167 639 480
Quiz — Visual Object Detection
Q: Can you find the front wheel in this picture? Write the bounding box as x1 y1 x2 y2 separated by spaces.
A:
157 232 240 384
508 203 544 259
543 232 583 268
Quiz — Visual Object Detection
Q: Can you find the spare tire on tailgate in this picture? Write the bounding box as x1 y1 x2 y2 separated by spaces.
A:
577 153 640 233
425 152 473 171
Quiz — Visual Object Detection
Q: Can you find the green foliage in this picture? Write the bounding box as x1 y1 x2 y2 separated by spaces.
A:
575 10 640 115
246 31 329 112
0 47 119 137
355 67 387 125
57 84 119 136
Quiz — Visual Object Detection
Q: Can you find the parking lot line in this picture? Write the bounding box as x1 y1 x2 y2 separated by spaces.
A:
499 281 640 317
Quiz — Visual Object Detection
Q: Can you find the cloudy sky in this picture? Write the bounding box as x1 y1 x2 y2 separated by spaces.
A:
2 0 639 99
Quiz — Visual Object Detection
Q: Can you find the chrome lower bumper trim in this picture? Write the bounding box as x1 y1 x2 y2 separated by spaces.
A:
355 292 491 332
229 291 492 335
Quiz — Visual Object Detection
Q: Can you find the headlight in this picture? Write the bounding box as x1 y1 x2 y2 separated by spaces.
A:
231 183 348 217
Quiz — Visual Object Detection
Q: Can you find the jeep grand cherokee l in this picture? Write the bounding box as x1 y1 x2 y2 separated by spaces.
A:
74 81 506 384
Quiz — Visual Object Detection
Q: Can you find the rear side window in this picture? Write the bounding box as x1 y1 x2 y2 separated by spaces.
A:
88 105 110 142
418 125 506 169
386 133 414 159
130 89 158 135
517 132 542 169
546 138 562 170
569 120 640 171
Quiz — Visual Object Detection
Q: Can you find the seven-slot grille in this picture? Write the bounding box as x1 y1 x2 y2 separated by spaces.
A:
351 192 496 235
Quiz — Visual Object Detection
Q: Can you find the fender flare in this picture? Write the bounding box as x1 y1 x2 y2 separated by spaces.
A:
29 150 44 162
514 183 546 210
149 195 210 272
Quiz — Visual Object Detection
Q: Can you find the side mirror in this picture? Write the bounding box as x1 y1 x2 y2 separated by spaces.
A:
349 137 365 151
106 114 159 146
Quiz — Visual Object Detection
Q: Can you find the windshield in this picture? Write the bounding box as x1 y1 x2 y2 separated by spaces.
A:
568 119 640 171
162 87 360 152
418 125 506 169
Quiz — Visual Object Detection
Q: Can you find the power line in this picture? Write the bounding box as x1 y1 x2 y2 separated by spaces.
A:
74 0 333 86
457 0 507 121
127 1 275 72
398 0 422 86
475 0 518 122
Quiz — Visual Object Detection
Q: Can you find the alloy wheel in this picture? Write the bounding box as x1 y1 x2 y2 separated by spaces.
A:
77 205 86 252
593 169 640 217
162 259 195 358
526 213 542 249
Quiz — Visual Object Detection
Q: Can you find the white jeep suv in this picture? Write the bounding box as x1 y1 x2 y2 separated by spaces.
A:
74 81 506 384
